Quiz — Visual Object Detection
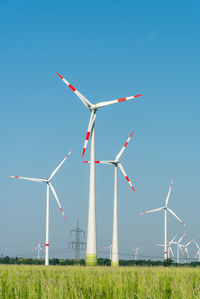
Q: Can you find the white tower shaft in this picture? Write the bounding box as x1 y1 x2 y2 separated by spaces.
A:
164 208 167 260
45 183 50 266
111 165 119 266
86 124 97 265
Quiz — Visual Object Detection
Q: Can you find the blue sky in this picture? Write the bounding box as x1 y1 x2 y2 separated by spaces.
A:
0 0 200 261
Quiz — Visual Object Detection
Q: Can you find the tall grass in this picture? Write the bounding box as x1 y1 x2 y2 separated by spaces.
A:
0 265 200 298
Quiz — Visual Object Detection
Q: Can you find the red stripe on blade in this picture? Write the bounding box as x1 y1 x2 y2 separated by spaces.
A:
86 132 90 140
83 161 89 163
164 251 167 254
124 141 128 147
56 72 63 80
131 186 135 192
134 94 142 98
130 132 133 137
95 161 100 163
125 176 130 182
15 176 19 178
45 244 49 247
68 84 76 92
60 208 63 212
118 98 126 102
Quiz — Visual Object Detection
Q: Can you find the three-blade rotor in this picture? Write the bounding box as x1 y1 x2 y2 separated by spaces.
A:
83 131 135 191
9 150 73 219
57 73 142 156
139 180 186 226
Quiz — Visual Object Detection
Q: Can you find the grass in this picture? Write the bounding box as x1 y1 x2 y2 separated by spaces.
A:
0 265 200 298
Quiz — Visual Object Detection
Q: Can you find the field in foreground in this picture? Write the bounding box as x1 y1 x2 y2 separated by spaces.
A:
1 265 200 298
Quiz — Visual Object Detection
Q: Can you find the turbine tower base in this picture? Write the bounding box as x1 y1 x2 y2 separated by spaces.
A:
86 254 97 266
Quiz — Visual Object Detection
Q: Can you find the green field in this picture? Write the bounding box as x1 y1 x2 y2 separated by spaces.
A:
1 265 200 298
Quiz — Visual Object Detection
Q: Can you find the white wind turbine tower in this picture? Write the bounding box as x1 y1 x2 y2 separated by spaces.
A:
156 234 177 259
130 247 140 260
57 72 142 266
10 150 72 266
83 132 135 266
139 180 186 260
32 241 44 259
104 245 112 260
193 240 200 262
171 233 185 263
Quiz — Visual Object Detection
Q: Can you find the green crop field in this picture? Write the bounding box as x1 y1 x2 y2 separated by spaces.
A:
0 265 200 298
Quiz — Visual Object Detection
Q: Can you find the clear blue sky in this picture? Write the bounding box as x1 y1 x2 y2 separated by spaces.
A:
0 0 200 260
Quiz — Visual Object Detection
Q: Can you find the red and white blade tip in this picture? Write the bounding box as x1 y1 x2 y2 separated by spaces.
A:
60 207 66 219
9 175 19 178
66 149 73 158
56 72 63 80
82 148 86 157
134 94 142 98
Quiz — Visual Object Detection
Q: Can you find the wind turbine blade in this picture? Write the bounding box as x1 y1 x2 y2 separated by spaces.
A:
156 244 164 247
9 176 45 182
82 111 96 157
169 234 178 246
165 180 173 207
56 73 92 109
167 208 185 226
49 183 66 219
186 239 193 247
115 132 134 161
82 160 114 165
194 240 200 249
49 150 73 181
169 247 175 258
178 233 186 244
179 245 184 255
185 248 189 257
139 206 164 215
118 163 135 191
95 95 142 109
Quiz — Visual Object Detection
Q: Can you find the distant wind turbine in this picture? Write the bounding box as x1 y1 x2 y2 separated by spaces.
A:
130 247 140 260
180 239 193 263
139 181 186 260
32 241 44 259
10 150 72 266
194 240 200 262
171 233 185 263
104 245 112 260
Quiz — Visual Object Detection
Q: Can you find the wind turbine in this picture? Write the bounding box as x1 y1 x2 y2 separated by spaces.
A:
32 241 44 259
139 180 186 260
104 245 112 260
10 150 72 266
180 239 193 263
57 72 142 265
171 233 185 263
83 132 135 266
156 234 177 259
130 247 140 260
193 240 200 262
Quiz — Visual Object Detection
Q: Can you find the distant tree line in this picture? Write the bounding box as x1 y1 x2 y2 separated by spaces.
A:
0 256 200 267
